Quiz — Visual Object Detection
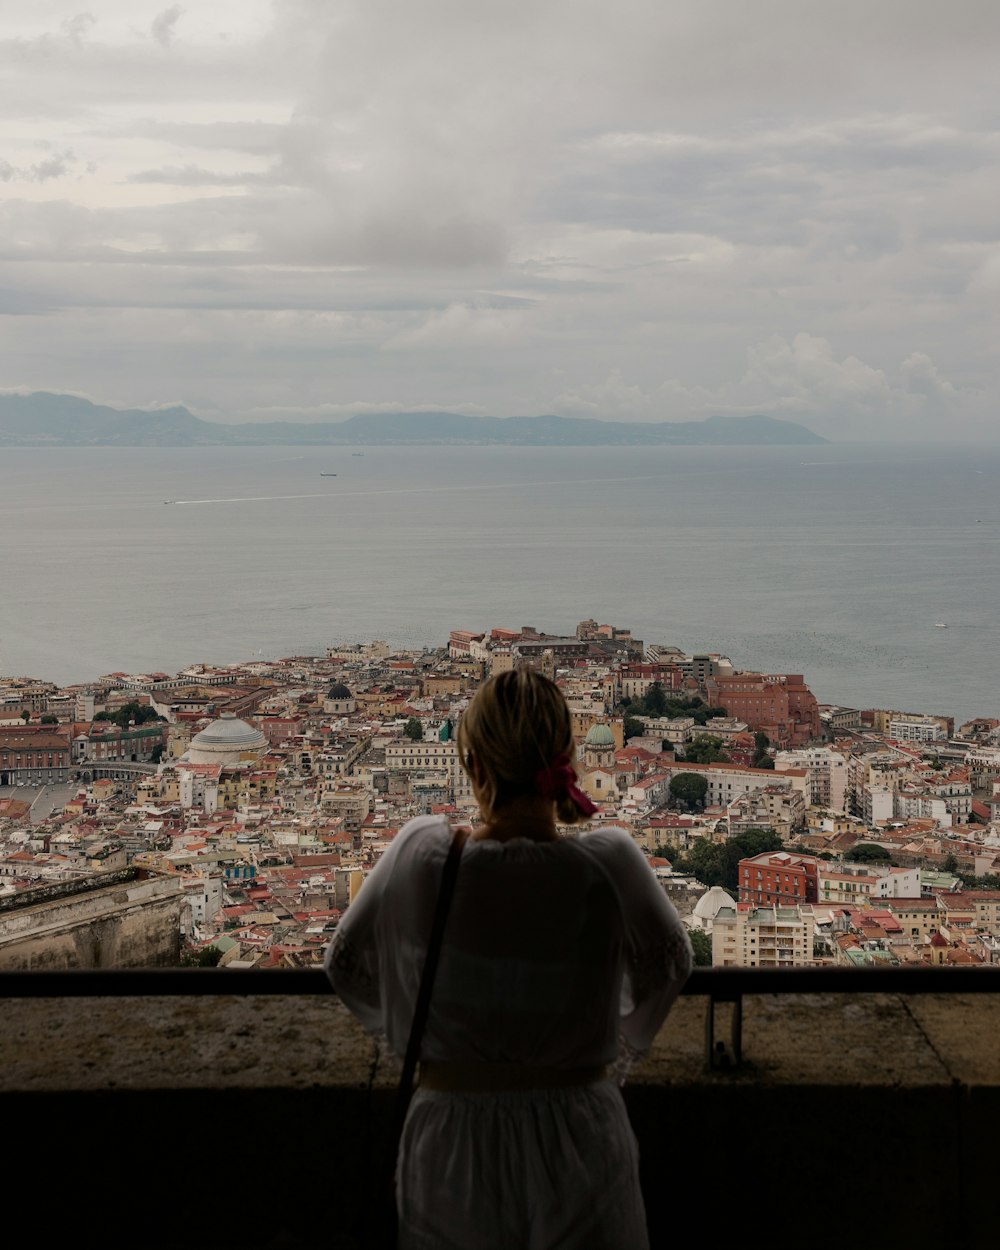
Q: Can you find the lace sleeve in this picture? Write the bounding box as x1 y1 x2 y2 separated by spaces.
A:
614 920 693 1082
586 829 693 1083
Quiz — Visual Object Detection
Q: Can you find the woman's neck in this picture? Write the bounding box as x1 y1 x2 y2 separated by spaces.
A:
472 794 558 843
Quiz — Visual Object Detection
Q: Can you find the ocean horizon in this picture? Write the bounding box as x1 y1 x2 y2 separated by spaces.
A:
2 440 998 727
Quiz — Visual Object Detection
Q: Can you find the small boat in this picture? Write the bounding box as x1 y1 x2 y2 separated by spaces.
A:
163 500 175 505
934 622 948 628
319 473 337 477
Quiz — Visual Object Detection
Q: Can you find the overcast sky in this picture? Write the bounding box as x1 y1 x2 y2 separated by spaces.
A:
2 1 998 439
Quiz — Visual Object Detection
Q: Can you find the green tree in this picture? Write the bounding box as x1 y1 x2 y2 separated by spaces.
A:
752 731 774 768
106 701 163 729
403 717 423 742
642 683 667 717
942 853 959 874
683 735 729 765
685 827 783 891
669 772 709 809
623 716 646 741
181 945 224 967
689 928 713 966
851 842 893 864
685 838 728 887
734 827 783 859
40 714 58 725
20 709 30 722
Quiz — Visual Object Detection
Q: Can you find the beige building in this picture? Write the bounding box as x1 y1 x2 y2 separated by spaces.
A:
817 864 884 905
318 783 372 831
774 746 850 813
726 785 806 838
712 904 816 968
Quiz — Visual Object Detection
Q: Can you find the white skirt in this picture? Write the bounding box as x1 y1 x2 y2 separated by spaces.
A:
396 1080 649 1250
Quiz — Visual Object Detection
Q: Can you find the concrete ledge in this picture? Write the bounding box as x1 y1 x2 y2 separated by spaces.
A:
3 992 996 1247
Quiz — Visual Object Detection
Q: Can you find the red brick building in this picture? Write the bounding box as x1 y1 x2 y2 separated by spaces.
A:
707 672 821 748
0 728 71 784
738 850 820 907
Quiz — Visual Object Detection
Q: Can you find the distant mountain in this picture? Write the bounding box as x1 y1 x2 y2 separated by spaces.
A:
0 392 827 447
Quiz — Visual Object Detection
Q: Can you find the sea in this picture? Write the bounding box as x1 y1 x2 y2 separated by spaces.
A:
1 440 998 726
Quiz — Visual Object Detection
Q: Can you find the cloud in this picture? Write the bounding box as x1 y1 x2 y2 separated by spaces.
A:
0 2 998 432
0 151 77 183
742 334 895 415
900 352 959 400
151 6 183 47
61 13 96 45
553 369 655 418
384 304 526 351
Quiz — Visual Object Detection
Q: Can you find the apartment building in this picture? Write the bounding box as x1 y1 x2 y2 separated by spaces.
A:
712 903 816 968
738 851 820 907
774 746 850 812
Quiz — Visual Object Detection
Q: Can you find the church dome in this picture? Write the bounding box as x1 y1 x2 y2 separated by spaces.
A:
327 682 353 699
188 712 267 764
692 886 737 929
585 722 615 748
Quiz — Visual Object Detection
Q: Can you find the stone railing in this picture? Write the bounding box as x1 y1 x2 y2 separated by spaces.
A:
3 969 998 1247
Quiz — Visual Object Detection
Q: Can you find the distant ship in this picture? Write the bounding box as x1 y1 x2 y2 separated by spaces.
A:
319 473 337 477
934 622 948 628
351 452 365 457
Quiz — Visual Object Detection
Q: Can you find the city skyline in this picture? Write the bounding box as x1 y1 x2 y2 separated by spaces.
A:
2 2 999 440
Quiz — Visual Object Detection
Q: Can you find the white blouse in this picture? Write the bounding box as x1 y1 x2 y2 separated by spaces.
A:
326 815 693 1076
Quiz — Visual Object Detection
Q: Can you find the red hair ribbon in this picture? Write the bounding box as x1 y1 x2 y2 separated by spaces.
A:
535 752 598 817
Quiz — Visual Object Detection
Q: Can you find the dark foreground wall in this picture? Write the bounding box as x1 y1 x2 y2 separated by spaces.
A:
3 992 998 1249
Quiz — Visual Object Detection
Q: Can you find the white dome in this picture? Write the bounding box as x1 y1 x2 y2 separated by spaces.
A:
692 886 737 929
188 713 266 764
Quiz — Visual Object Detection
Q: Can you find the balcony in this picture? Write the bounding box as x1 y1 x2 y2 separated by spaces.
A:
3 967 999 1247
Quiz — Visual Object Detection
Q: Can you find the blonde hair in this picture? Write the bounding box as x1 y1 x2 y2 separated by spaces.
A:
457 668 587 825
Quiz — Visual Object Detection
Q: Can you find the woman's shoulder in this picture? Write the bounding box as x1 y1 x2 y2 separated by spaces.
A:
575 824 654 875
577 824 638 853
388 813 454 861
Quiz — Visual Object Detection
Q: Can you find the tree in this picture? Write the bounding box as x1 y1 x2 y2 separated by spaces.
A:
683 735 729 765
669 772 709 809
733 828 783 860
403 717 423 742
40 714 58 725
642 682 667 717
851 843 893 864
942 853 959 874
752 731 773 768
685 838 729 888
181 945 224 967
20 709 30 722
689 928 713 967
105 701 163 729
623 716 646 740
684 827 783 891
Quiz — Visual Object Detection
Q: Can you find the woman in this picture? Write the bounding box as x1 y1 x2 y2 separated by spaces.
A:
326 668 692 1249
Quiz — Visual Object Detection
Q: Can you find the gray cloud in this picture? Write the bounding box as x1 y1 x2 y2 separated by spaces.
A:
150 5 182 47
0 1 997 436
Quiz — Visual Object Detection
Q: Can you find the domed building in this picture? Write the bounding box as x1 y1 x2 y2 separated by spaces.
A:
583 721 616 771
186 712 267 766
323 682 356 716
691 885 737 933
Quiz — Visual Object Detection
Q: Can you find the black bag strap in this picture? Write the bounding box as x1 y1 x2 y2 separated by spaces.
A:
390 824 468 1148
